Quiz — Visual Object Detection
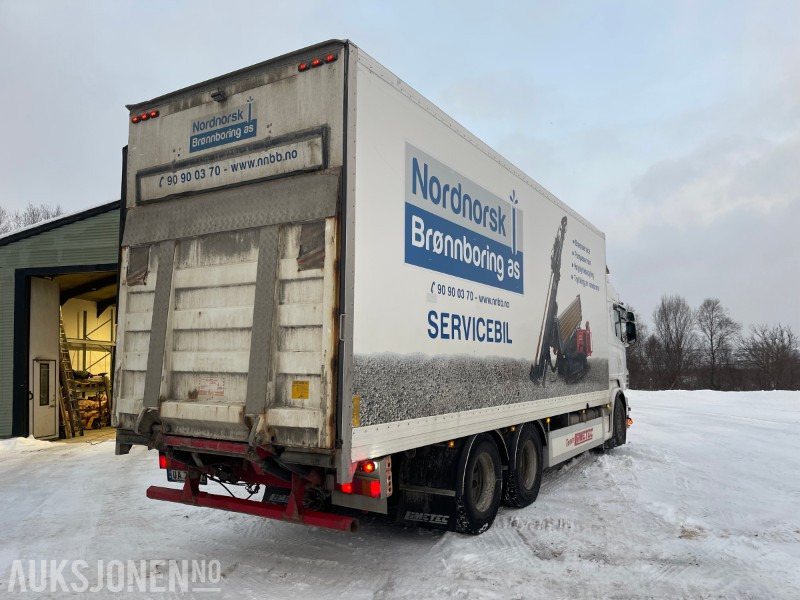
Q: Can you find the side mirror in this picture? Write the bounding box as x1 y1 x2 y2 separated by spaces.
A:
625 321 637 343
627 311 635 322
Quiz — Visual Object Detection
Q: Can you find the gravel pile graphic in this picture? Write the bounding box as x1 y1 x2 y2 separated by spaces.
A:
353 354 608 427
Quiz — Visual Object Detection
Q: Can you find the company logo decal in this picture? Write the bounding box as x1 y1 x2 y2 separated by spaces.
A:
404 511 450 525
565 428 594 448
189 97 257 153
404 144 523 293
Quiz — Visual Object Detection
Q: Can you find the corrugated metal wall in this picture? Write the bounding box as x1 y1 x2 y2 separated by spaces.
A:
0 205 120 437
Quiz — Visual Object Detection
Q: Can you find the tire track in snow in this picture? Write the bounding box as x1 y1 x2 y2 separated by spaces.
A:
621 444 781 595
603 446 732 593
642 532 799 600
642 515 800 597
464 523 543 569
538 452 594 495
601 438 800 598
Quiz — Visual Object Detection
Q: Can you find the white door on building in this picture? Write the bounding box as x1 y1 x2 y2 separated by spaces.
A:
30 277 60 439
32 359 57 438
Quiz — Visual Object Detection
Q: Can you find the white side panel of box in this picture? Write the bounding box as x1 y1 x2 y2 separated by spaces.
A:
349 48 612 461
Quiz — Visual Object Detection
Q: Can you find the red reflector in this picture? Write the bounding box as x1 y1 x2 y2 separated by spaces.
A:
158 453 167 469
360 460 376 473
311 58 322 68
298 63 309 72
325 53 337 63
131 115 140 124
369 480 381 498
149 110 159 118
341 482 353 494
141 112 150 121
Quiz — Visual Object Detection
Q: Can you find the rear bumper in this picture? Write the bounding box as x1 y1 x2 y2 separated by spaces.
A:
147 475 358 533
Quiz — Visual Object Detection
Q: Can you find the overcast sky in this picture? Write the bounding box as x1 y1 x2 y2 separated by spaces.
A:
1 0 797 335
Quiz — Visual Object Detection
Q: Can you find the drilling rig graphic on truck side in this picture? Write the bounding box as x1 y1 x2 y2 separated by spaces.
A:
530 216 593 384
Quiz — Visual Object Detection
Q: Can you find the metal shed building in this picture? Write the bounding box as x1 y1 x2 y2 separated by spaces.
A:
0 201 121 438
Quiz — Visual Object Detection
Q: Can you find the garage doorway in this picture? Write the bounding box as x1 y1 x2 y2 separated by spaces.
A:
13 264 118 439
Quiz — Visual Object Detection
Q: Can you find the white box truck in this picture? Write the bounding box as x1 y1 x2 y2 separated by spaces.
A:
114 40 637 534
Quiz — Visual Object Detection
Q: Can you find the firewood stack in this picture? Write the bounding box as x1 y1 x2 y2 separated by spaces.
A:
79 394 108 429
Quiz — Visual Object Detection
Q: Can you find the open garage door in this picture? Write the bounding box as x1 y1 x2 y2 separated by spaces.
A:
29 277 60 439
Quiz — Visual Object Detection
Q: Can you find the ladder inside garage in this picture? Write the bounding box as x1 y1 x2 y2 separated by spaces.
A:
58 310 84 438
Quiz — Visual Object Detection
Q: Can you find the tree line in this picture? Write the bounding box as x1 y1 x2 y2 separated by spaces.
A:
627 295 799 391
0 203 64 235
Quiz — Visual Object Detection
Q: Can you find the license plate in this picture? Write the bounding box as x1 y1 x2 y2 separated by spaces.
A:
167 469 207 484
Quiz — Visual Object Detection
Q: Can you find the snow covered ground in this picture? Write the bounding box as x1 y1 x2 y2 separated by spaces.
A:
1 390 799 599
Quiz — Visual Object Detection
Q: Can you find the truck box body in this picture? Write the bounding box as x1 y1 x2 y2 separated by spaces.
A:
115 40 618 487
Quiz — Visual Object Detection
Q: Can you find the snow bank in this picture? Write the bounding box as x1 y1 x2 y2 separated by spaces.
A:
0 436 54 454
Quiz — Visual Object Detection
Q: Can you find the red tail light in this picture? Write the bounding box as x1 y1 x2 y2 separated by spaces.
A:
369 480 381 498
325 53 337 63
341 482 353 494
298 62 309 72
158 453 167 469
131 115 141 124
359 460 376 473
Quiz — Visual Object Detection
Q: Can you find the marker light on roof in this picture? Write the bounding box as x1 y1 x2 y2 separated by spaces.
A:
298 53 337 72
131 109 160 124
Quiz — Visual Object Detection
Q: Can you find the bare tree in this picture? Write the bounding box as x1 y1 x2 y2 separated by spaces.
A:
0 205 11 235
14 202 64 228
738 324 799 390
652 294 696 389
696 298 740 390
0 203 64 234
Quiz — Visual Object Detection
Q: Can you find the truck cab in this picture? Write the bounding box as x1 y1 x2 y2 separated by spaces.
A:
606 276 636 417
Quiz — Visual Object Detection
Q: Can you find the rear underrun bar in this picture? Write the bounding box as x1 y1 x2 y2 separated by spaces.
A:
146 473 358 533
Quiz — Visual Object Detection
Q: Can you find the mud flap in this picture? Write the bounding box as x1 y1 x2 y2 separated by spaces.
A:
395 440 467 531
115 429 150 455
261 485 291 505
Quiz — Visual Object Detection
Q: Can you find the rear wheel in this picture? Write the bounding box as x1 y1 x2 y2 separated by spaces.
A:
455 435 502 534
503 425 543 508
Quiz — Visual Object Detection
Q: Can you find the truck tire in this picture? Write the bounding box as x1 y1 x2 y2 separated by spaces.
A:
455 435 502 534
503 425 543 508
605 397 627 449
